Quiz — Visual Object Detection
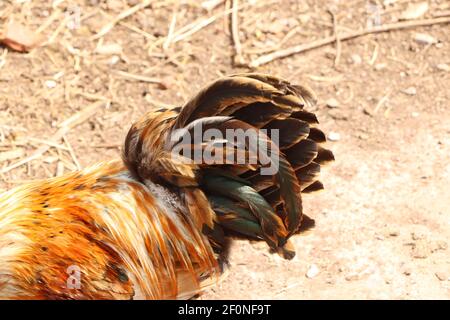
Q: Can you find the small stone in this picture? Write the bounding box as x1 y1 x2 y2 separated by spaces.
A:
326 98 340 108
388 230 399 237
358 133 369 140
201 0 224 11
345 273 361 281
363 108 373 116
350 54 362 65
384 0 397 5
411 231 426 240
306 264 320 278
327 132 341 141
325 50 336 60
95 42 123 55
43 156 58 164
436 63 450 72
402 268 412 276
375 234 385 240
298 14 310 25
435 272 448 281
412 112 420 118
329 110 349 121
414 33 438 45
374 63 387 71
53 71 64 80
109 55 120 65
400 2 429 20
45 80 57 88
402 87 417 96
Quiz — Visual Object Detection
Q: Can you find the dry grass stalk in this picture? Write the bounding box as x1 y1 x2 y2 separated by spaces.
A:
113 70 167 87
249 16 450 68
1 101 107 174
230 0 245 66
62 135 81 170
0 149 25 163
92 0 152 40
328 9 341 67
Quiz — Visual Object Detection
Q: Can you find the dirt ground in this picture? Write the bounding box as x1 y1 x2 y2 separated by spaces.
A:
0 0 449 299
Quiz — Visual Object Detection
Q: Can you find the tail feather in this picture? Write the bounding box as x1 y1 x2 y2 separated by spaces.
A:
308 127 327 143
123 73 334 264
285 139 318 169
265 118 310 149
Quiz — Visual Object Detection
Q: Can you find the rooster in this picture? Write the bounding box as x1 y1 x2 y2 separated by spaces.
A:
0 73 334 299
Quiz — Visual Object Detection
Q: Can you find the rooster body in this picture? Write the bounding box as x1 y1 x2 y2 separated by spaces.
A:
0 74 334 299
0 160 218 299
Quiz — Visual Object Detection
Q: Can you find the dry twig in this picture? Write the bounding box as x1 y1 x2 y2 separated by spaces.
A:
113 70 167 88
230 0 245 66
249 16 450 68
92 0 152 40
328 9 341 67
0 101 107 174
163 5 179 50
63 135 81 170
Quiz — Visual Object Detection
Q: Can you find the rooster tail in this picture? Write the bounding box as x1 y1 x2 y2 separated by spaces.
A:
123 73 334 260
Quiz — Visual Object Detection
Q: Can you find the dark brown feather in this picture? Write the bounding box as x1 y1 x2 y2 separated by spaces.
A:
285 139 318 169
265 118 310 149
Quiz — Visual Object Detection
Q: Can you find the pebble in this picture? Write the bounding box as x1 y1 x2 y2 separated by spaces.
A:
414 33 438 45
375 234 385 240
400 2 428 20
96 43 123 55
358 133 369 140
327 132 341 142
374 63 387 71
411 231 427 240
45 80 57 88
350 54 362 65
402 268 412 276
363 108 373 116
383 0 396 5
298 14 310 25
385 229 399 237
345 273 361 281
326 98 340 108
436 63 450 72
109 55 120 65
325 50 335 60
306 264 320 278
402 87 417 96
43 156 58 164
